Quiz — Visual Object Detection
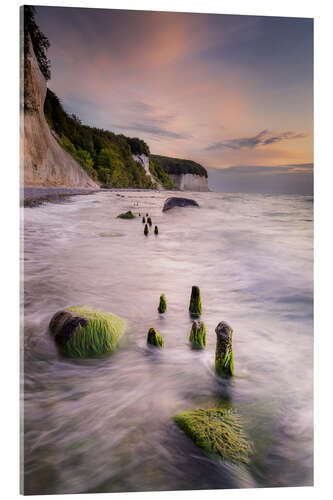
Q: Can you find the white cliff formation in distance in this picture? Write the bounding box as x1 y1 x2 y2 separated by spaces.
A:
168 173 209 191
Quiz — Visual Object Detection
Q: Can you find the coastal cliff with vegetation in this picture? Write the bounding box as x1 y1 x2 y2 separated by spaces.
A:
22 8 98 188
22 7 208 191
152 155 209 192
43 90 174 189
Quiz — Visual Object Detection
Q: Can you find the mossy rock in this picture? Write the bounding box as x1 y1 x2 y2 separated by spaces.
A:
49 306 126 358
158 293 167 313
189 320 206 348
147 327 164 348
189 285 202 316
117 211 136 219
173 408 254 463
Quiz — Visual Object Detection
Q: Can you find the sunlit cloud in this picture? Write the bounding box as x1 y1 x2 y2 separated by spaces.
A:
35 6 313 191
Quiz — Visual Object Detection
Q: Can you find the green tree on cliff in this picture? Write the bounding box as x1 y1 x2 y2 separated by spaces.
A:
23 5 51 80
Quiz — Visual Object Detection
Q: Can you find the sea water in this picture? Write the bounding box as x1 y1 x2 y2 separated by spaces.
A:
22 191 313 494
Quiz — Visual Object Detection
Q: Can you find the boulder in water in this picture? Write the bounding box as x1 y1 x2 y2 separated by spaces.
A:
162 197 199 211
117 211 136 219
173 408 254 463
49 306 125 358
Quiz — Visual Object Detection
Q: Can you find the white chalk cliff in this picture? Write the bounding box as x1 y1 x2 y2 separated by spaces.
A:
21 40 98 188
168 173 209 192
132 154 164 190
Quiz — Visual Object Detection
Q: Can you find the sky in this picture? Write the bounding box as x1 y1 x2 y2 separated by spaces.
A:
35 7 313 193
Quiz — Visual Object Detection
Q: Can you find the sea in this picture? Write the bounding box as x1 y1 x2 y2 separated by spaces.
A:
22 190 313 494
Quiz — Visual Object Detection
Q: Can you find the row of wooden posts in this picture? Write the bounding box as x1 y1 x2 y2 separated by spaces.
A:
147 286 234 377
139 212 159 235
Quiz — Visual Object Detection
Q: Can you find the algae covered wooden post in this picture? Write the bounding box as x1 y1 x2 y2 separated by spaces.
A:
189 320 206 348
189 285 202 315
158 293 167 313
147 327 164 347
215 321 234 376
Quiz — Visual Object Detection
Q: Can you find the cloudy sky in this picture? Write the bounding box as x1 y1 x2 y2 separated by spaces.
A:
36 7 313 193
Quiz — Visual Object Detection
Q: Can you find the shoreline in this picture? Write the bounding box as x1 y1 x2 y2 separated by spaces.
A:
22 186 178 207
22 187 101 207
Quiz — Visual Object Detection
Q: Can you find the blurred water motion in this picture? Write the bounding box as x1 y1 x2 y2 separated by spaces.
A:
22 190 313 494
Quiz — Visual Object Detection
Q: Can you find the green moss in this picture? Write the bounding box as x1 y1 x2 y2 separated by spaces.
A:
216 350 234 377
189 320 206 348
144 224 149 236
147 327 164 348
189 286 202 315
63 306 125 358
117 211 136 219
173 408 254 463
158 293 167 313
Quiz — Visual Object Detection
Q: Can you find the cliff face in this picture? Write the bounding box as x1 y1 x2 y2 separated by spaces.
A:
132 154 164 190
150 154 208 192
22 40 98 188
168 173 209 192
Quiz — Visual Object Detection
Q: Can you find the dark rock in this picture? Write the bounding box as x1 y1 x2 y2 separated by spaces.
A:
49 310 88 347
49 306 125 358
162 197 199 211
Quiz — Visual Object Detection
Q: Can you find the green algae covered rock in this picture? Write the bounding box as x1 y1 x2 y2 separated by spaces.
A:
215 321 234 376
189 320 206 348
147 327 164 348
189 285 202 316
117 211 136 219
173 408 254 464
49 306 126 358
158 293 167 313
